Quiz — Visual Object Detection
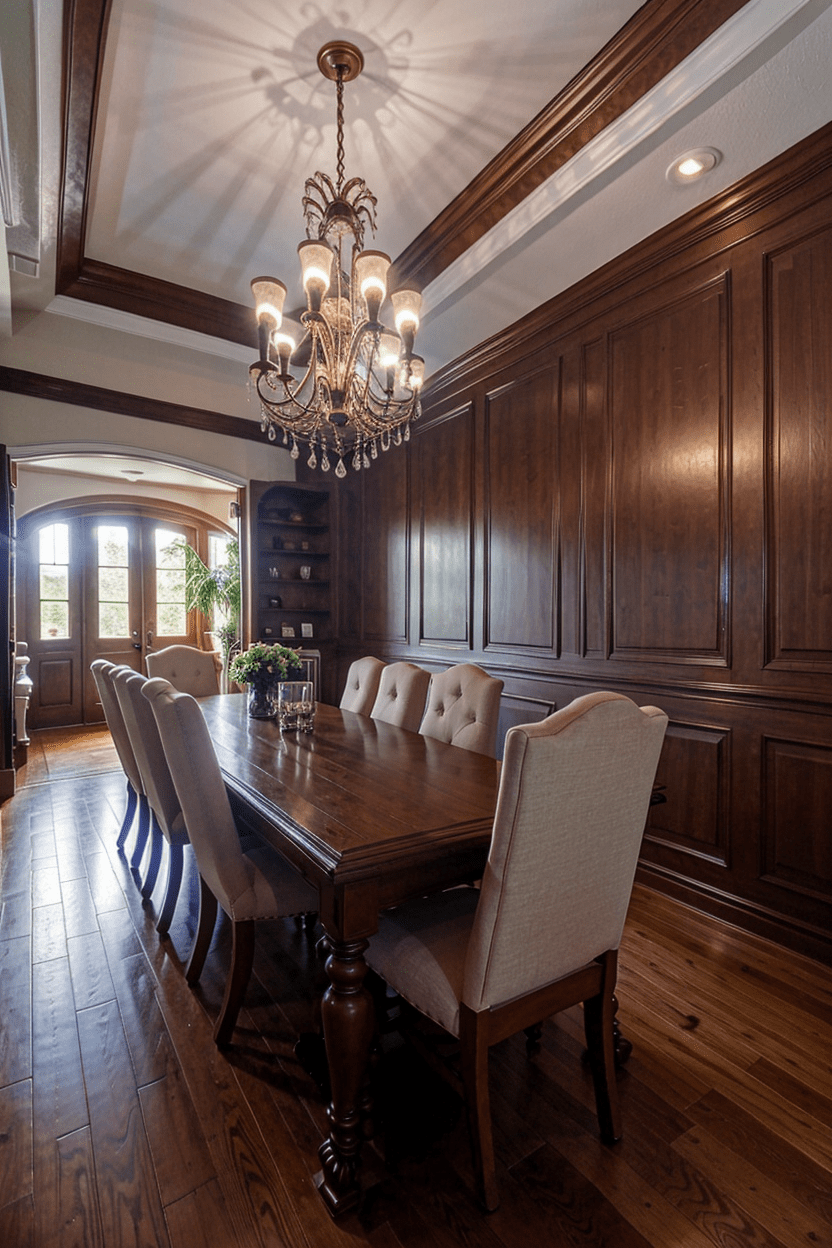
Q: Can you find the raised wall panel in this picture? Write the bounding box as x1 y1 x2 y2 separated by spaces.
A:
417 409 473 647
362 450 409 643
766 225 832 671
580 339 607 657
644 721 730 866
485 368 559 652
38 658 74 708
762 737 832 900
609 279 729 664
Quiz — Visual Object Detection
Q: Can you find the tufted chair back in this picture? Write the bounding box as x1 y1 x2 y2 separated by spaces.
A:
419 663 504 757
145 644 220 697
339 656 386 716
370 661 431 733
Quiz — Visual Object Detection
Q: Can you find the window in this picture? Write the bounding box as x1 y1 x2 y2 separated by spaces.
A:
97 525 130 638
155 527 187 637
38 523 70 639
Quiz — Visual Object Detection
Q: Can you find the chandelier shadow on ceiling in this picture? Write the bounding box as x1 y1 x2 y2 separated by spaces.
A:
249 40 423 477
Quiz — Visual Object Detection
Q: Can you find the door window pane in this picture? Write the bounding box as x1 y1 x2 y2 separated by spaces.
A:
156 528 186 637
38 523 70 639
98 524 130 638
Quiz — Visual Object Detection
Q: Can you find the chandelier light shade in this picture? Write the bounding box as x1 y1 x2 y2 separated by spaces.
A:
248 41 424 476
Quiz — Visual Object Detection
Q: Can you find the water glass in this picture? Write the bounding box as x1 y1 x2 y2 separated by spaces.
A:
277 681 314 732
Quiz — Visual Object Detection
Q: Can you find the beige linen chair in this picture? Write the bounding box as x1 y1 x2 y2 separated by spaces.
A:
419 663 504 757
339 656 386 716
145 644 221 696
142 676 318 1047
370 661 431 733
90 659 157 890
113 668 190 935
366 690 668 1210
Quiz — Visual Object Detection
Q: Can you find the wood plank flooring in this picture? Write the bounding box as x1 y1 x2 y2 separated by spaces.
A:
1 727 831 1247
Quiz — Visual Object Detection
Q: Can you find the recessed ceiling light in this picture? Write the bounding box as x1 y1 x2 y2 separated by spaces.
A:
666 147 721 185
120 468 145 482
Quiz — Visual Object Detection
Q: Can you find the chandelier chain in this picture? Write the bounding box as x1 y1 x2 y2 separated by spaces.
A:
335 67 345 194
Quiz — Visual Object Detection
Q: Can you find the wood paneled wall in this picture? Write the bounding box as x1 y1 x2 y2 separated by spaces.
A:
329 122 832 965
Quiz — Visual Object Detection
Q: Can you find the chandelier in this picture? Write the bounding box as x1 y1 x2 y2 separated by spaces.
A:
248 41 424 477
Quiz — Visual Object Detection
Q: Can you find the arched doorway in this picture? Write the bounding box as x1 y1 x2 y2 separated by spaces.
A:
17 497 234 728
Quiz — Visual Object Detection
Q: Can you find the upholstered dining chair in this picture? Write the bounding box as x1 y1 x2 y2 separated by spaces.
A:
370 661 431 733
419 663 505 758
90 659 158 892
145 644 221 696
339 656 386 716
113 668 190 936
142 676 318 1047
365 690 668 1210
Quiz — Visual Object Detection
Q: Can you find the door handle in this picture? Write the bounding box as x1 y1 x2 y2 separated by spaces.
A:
146 630 154 647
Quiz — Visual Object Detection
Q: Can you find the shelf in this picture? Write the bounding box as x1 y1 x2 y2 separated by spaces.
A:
260 519 329 532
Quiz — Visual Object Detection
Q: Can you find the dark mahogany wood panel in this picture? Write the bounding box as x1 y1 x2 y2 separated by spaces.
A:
580 340 607 658
766 225 832 672
416 408 473 648
609 279 729 665
361 448 410 643
338 125 832 962
762 737 832 901
644 722 731 867
484 368 559 652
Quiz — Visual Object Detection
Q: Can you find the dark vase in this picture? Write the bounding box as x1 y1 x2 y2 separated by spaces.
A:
247 673 277 718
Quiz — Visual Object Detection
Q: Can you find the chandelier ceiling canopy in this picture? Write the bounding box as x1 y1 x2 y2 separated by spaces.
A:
249 41 423 477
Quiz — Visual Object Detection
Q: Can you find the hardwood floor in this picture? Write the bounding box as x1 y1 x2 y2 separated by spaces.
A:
2 728 832 1247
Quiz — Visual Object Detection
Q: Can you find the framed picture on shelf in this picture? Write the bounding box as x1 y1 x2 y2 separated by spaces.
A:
281 624 296 639
262 627 273 637
301 622 314 639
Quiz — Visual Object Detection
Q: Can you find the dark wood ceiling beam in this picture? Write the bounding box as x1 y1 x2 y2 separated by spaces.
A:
392 0 750 289
0 366 263 442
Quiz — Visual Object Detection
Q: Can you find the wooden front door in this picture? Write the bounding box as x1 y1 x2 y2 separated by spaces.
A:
23 512 198 728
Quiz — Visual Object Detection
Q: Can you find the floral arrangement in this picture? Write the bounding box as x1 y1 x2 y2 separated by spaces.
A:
228 642 302 686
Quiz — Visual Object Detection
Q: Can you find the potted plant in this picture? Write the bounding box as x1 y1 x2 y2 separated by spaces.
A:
229 642 303 718
167 539 241 687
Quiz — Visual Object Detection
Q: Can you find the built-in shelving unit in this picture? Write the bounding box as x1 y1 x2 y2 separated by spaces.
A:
246 480 334 700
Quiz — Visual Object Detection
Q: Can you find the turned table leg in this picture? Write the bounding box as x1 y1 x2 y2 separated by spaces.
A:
315 935 374 1216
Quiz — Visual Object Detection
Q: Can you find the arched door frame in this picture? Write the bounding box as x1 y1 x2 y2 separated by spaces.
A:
17 496 237 728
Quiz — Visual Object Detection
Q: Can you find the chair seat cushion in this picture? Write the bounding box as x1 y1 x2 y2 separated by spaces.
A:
366 887 480 1037
228 844 318 922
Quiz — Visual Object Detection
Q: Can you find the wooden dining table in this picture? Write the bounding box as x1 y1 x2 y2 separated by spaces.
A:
198 692 501 1216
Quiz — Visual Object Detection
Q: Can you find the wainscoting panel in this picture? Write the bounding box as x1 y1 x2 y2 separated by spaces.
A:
417 407 473 647
361 447 410 644
484 367 559 652
762 736 832 901
609 279 729 665
766 223 832 672
644 720 731 867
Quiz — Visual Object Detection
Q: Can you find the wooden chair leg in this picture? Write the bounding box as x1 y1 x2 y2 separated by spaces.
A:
117 781 137 850
582 950 622 1145
140 814 164 900
214 918 256 1049
156 842 183 936
130 794 151 875
185 875 218 986
459 1003 499 1212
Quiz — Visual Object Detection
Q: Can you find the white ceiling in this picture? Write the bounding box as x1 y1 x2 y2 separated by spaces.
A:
19 453 238 492
5 0 832 382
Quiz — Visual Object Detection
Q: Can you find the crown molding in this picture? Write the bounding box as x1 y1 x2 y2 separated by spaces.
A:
423 119 832 405
422 0 818 318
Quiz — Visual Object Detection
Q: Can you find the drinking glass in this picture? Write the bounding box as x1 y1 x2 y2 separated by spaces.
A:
277 681 314 732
